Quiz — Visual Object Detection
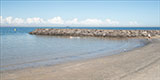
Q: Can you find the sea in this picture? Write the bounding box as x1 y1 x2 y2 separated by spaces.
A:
1 27 159 71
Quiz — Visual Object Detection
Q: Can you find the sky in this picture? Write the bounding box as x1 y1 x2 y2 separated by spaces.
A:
0 0 160 27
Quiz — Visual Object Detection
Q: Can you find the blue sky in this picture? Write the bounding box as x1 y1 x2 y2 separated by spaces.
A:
0 0 160 27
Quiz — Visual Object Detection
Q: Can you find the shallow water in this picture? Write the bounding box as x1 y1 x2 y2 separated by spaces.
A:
0 27 148 71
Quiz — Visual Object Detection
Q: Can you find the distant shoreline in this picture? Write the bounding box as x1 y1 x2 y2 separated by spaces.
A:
1 27 160 30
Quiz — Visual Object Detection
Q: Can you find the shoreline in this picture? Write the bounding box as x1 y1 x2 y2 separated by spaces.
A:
1 38 160 80
0 38 149 72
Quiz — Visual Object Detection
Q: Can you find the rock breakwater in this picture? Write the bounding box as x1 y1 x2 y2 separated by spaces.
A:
29 29 160 38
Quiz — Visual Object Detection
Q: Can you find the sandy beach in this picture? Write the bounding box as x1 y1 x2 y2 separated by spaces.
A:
1 38 160 80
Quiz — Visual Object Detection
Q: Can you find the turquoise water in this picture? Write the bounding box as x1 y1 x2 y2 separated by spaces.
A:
0 27 150 71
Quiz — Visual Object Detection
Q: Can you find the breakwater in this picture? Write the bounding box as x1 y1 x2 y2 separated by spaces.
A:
29 29 160 38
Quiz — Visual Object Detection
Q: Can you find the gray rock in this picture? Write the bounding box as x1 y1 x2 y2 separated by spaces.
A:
29 29 160 38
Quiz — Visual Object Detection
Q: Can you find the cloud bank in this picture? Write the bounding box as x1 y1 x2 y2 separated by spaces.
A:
0 16 141 27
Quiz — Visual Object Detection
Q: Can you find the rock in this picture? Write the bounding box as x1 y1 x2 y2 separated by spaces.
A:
29 29 160 38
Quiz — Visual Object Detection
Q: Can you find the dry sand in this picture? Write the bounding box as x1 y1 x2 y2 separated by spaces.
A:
1 38 160 80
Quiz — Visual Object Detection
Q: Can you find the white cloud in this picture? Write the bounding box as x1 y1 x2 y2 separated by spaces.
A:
129 21 138 25
0 16 121 27
106 19 119 25
5 16 13 24
12 18 24 24
65 18 78 24
26 17 45 24
0 16 4 24
80 19 103 25
48 16 64 24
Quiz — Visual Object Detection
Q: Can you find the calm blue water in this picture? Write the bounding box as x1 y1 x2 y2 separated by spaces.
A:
0 27 151 71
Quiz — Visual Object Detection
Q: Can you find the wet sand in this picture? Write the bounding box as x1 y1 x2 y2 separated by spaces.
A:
1 38 160 80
